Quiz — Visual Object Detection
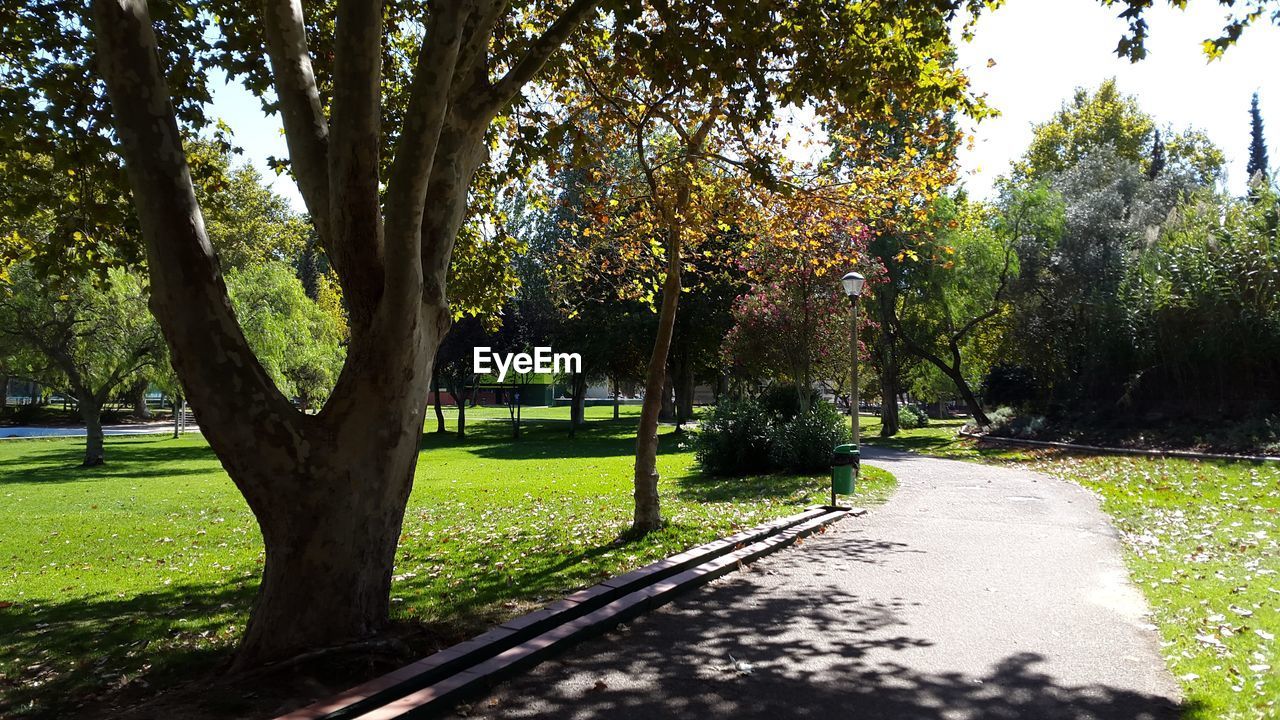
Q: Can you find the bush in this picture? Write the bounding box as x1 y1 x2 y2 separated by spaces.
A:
756 384 804 423
693 398 773 476
770 401 851 473
897 403 929 429
986 406 1048 439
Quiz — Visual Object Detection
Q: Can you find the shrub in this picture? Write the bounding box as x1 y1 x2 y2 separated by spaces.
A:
693 398 773 476
986 406 1048 439
770 401 852 473
897 403 929 429
756 383 804 422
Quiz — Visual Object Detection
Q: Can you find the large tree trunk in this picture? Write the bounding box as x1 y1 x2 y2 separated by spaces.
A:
79 397 105 467
91 0 593 670
875 288 900 437
131 379 151 419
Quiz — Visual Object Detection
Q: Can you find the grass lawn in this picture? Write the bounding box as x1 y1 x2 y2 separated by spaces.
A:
0 405 895 719
861 416 1279 720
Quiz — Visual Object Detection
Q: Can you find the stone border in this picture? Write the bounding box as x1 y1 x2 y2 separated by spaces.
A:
278 506 860 720
960 431 1280 464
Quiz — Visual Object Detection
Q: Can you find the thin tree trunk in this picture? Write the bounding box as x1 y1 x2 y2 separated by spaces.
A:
612 377 620 420
569 371 587 436
946 366 991 426
458 393 467 438
172 395 181 439
633 225 684 535
675 362 694 424
80 397 105 467
432 367 446 433
658 371 675 423
1 375 8 410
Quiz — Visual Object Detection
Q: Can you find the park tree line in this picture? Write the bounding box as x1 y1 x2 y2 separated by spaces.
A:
0 0 1275 676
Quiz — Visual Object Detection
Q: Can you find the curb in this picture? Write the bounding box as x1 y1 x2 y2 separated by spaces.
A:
959 431 1280 464
279 506 860 720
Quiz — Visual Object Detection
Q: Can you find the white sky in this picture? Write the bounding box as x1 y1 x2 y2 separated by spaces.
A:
209 0 1280 210
954 0 1280 198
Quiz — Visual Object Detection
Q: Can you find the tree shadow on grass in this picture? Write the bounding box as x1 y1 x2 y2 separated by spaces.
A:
670 470 819 504
0 438 221 486
0 578 256 720
454 542 1191 720
421 419 688 463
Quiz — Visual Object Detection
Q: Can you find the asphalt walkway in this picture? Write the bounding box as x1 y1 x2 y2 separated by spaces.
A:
452 446 1181 720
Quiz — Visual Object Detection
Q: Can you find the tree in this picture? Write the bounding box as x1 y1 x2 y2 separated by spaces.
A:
1147 128 1165 180
0 264 160 465
891 194 1049 426
1248 92 1269 184
435 316 488 438
550 1 987 530
723 198 868 414
1018 80 1223 187
0 0 990 667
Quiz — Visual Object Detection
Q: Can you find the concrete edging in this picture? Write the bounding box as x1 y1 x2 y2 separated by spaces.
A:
960 430 1280 463
279 506 861 720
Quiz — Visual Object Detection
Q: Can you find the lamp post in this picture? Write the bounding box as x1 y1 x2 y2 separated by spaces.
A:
841 272 866 445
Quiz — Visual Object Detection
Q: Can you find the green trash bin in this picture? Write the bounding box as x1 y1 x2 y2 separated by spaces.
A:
831 444 860 496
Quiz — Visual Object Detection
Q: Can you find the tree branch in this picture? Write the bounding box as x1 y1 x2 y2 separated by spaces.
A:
327 0 387 327
261 0 332 246
383 0 470 307
90 0 298 486
482 0 600 118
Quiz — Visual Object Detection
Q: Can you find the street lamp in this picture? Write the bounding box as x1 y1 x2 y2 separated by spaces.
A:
841 272 865 446
828 271 865 509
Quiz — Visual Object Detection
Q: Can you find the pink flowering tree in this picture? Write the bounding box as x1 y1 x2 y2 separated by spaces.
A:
724 201 877 413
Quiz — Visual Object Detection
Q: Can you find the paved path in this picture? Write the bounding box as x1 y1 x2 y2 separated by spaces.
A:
0 422 195 439
453 446 1181 720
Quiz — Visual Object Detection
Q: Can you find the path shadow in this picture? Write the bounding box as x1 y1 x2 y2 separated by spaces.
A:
453 537 1187 720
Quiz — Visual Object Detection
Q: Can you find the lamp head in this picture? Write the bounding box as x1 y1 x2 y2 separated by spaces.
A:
841 272 866 298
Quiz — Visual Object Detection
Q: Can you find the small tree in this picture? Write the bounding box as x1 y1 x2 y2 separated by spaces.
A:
724 200 869 414
0 264 160 465
1248 92 1269 187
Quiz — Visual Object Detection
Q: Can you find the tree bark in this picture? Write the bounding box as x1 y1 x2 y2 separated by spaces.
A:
632 234 683 534
79 397 105 467
131 378 151 419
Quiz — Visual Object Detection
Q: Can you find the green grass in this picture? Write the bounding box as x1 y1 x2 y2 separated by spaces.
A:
862 416 1279 719
0 405 895 718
